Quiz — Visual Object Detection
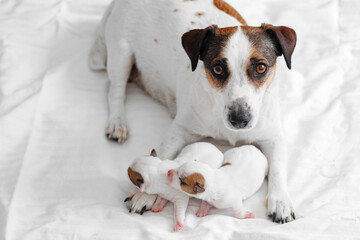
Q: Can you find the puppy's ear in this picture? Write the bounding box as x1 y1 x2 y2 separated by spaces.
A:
139 182 146 192
262 24 297 69
194 182 205 193
182 25 218 71
150 149 157 157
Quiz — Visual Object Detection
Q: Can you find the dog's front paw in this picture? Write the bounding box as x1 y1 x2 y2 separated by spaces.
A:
266 193 296 224
124 191 157 215
106 117 129 143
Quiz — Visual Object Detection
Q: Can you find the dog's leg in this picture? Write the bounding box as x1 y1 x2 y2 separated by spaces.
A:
151 196 168 213
258 139 296 223
159 121 203 159
173 197 189 232
104 23 133 143
196 201 212 217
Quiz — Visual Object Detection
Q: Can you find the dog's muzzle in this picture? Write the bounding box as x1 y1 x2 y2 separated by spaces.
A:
227 98 252 129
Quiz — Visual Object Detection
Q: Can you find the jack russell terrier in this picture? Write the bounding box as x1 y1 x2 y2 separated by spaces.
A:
89 0 297 223
168 145 268 220
127 142 224 231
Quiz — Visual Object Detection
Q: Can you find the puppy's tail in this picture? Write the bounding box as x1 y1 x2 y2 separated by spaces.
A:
88 1 114 70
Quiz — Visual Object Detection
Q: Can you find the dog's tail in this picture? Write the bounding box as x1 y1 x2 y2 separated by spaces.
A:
213 0 247 26
88 1 115 70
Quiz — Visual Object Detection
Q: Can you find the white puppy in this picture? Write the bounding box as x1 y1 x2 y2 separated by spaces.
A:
127 142 223 231
168 145 268 219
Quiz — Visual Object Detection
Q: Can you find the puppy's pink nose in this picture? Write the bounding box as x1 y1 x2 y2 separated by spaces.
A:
167 169 176 183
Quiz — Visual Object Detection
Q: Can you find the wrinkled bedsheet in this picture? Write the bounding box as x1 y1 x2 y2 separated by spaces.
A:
0 0 360 239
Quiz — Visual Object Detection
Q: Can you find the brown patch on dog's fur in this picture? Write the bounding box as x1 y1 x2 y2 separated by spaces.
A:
201 26 238 89
195 12 204 17
191 21 195 25
246 47 277 89
128 168 144 188
242 24 296 69
180 173 205 194
173 9 179 12
241 25 289 89
221 162 231 167
213 0 247 26
154 38 158 43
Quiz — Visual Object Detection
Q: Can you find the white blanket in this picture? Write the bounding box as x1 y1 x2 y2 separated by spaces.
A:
1 0 360 239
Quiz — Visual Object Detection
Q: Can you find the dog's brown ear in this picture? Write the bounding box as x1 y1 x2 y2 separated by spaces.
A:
182 25 218 71
194 182 205 193
262 24 296 69
150 149 157 157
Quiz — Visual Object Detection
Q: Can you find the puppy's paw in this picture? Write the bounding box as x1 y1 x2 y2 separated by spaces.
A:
196 210 208 218
106 117 129 143
196 201 211 217
125 191 157 215
244 211 254 219
233 210 254 219
174 222 184 232
266 193 296 224
151 197 168 213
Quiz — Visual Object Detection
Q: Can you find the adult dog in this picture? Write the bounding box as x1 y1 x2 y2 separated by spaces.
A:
89 0 297 223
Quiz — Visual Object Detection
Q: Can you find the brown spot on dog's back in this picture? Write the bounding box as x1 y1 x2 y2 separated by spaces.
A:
154 38 158 43
191 21 195 25
128 167 144 188
173 9 179 12
195 12 204 17
221 162 231 167
180 173 205 194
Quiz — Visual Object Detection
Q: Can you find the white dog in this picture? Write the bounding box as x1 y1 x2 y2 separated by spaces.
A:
127 142 224 231
89 0 297 223
168 145 268 220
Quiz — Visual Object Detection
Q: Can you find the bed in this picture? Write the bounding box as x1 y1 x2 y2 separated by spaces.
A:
1 0 359 239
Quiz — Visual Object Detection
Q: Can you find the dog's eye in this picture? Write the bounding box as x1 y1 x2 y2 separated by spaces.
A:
256 63 267 74
179 177 187 185
212 65 223 75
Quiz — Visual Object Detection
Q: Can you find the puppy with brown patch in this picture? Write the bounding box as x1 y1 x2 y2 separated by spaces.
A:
168 145 268 219
90 0 297 223
127 142 223 231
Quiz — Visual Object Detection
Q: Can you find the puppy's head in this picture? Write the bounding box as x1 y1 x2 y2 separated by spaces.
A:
182 24 296 130
167 160 213 196
127 149 161 193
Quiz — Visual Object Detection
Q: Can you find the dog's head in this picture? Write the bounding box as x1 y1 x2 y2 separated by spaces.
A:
127 149 161 193
167 160 213 196
182 24 296 130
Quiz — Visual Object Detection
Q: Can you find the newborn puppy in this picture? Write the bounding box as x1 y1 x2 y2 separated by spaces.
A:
168 145 268 219
127 142 223 231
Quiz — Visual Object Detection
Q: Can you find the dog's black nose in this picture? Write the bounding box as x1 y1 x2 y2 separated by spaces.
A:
227 99 252 129
228 110 252 129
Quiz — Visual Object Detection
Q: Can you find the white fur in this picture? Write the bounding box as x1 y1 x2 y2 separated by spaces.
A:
128 142 223 231
169 145 268 218
90 0 295 222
